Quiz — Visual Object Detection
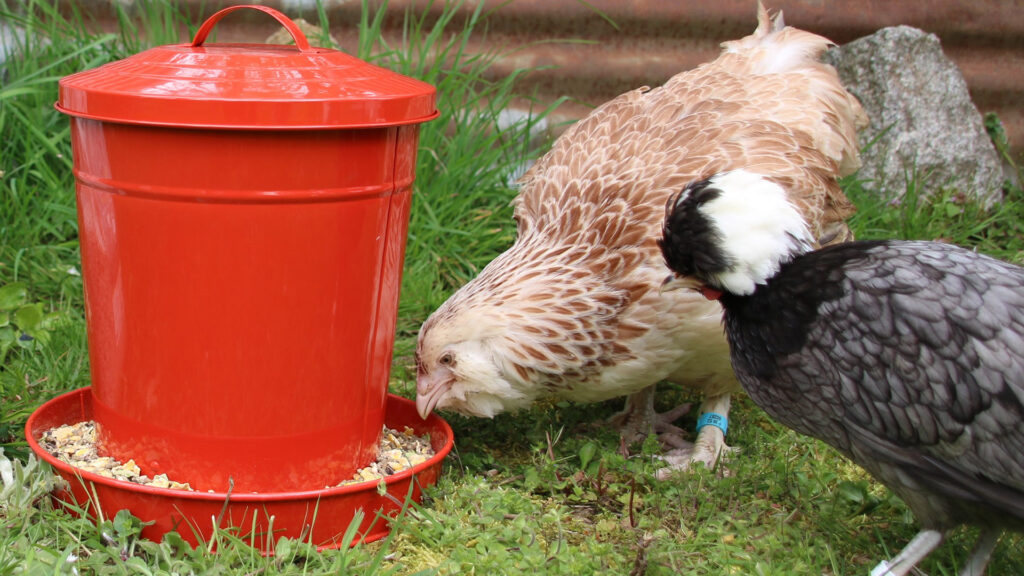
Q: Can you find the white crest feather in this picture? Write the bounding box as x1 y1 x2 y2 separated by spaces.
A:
700 170 814 295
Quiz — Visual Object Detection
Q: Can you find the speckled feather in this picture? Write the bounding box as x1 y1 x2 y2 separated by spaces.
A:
417 5 866 417
723 240 1024 530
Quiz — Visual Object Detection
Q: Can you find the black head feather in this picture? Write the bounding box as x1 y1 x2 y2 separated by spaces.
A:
658 178 733 285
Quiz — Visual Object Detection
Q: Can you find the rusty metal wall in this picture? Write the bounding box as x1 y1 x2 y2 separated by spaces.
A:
68 0 1024 161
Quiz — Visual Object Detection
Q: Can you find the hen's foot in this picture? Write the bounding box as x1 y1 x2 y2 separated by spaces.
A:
652 393 737 478
654 439 738 480
605 386 691 447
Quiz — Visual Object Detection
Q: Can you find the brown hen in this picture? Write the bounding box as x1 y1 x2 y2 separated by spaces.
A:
415 3 866 471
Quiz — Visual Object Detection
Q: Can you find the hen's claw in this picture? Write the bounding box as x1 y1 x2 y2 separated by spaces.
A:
605 388 739 479
655 439 739 480
606 385 691 446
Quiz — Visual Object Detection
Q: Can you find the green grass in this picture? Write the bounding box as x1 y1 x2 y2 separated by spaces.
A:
2 0 1024 574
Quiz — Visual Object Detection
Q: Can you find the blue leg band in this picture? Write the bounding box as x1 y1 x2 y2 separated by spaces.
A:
696 412 728 436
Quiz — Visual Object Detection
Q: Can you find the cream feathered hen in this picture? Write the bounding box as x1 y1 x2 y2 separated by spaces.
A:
416 4 866 470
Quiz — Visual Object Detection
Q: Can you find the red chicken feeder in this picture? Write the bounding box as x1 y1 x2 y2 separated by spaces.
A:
27 4 446 546
26 387 453 549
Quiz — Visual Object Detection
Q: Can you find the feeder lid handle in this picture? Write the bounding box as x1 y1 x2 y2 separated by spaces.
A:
191 4 313 52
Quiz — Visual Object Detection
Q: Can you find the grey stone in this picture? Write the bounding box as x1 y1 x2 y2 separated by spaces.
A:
825 26 1005 205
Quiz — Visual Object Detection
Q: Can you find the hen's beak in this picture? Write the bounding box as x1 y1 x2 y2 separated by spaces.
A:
660 273 699 294
416 366 454 419
661 274 724 301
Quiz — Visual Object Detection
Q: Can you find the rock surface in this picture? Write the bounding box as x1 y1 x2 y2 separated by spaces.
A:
825 26 1005 205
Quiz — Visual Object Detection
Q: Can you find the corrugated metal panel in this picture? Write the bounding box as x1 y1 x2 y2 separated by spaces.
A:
68 0 1024 162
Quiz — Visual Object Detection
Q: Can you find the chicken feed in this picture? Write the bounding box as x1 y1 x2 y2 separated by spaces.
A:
39 421 435 491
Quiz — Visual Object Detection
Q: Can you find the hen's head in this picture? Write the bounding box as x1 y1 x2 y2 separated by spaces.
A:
659 170 814 296
414 238 633 420
414 302 536 419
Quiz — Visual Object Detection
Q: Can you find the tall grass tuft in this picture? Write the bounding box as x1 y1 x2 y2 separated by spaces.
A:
1 1 104 257
844 170 1024 264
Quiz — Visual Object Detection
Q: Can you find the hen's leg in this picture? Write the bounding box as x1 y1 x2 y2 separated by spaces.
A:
959 529 1000 576
655 393 733 478
870 530 944 576
608 385 691 446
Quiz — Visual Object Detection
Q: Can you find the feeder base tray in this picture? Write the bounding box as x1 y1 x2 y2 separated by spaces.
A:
25 387 453 550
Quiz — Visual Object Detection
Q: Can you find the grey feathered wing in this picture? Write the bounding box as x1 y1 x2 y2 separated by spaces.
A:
731 241 1024 527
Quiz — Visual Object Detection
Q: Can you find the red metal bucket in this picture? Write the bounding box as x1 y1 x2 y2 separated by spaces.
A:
49 5 438 494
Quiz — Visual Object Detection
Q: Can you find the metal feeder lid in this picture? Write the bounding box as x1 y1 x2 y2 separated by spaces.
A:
56 4 439 129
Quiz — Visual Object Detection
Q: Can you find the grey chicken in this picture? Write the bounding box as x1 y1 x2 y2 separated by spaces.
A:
659 170 1024 576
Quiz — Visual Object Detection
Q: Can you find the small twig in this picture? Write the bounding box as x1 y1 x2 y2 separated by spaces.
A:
628 477 638 529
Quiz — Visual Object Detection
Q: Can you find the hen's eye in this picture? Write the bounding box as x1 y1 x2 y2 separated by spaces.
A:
439 353 454 366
